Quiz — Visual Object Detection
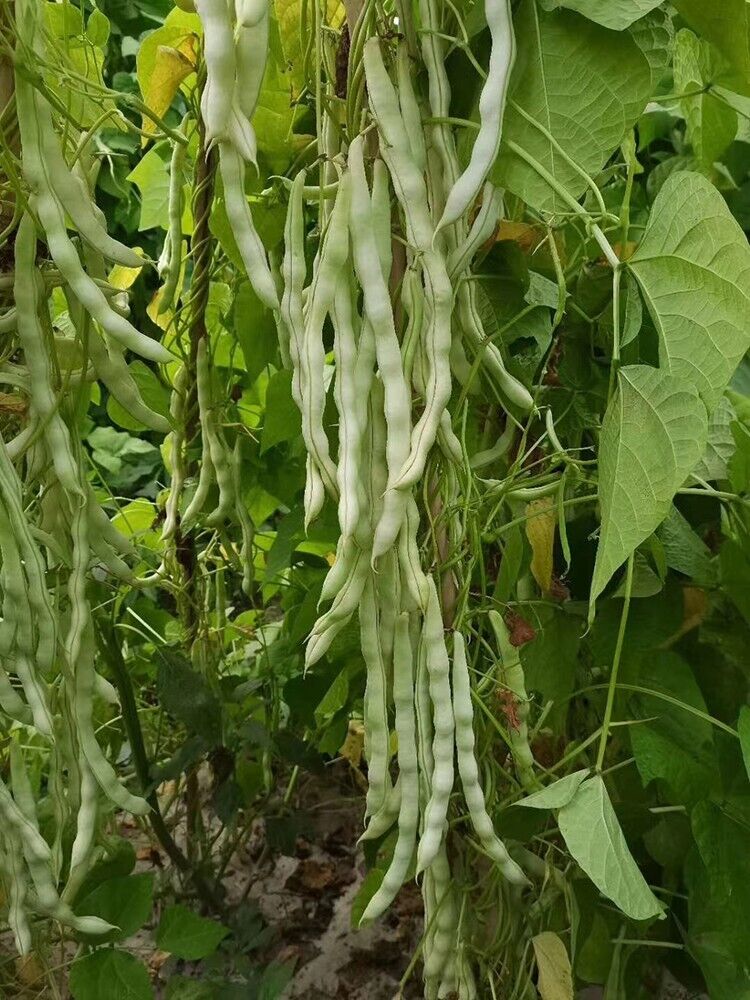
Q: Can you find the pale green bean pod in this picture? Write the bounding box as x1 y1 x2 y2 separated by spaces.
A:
360 573 392 821
14 213 82 496
360 613 419 923
452 631 527 882
489 610 539 792
416 579 454 873
194 0 236 145
436 0 516 232
219 143 279 310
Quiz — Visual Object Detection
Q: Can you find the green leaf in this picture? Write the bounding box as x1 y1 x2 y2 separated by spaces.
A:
517 769 590 810
687 799 750 997
70 950 154 1000
519 607 581 734
673 30 737 169
156 650 222 744
532 931 574 1000
674 0 750 94
656 507 715 584
629 172 750 412
629 651 719 806
720 538 750 626
590 365 708 610
538 0 663 30
350 869 385 929
261 370 302 453
495 2 671 212
75 874 154 943
739 706 750 783
233 283 278 382
155 904 229 960
165 980 214 1000
692 395 737 482
558 775 664 921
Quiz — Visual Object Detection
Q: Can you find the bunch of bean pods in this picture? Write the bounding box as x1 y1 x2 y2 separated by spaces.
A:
0 0 167 951
189 0 540 995
0 0 543 989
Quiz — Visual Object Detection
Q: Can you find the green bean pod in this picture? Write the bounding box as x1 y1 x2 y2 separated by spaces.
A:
360 573 392 821
162 365 189 542
436 0 516 232
219 143 279 310
14 213 82 496
452 631 527 882
489 610 539 792
194 0 236 145
360 613 419 923
416 579 454 873
236 5 269 121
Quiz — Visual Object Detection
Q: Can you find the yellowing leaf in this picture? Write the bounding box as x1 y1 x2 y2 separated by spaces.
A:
136 8 200 133
526 496 556 593
141 41 197 139
532 932 574 1000
340 721 365 768
109 250 145 290
112 499 157 538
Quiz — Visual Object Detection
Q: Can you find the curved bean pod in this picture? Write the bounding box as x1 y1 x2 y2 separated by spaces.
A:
361 573 392 820
195 0 236 145
360 613 419 923
489 610 539 792
14 213 81 496
416 579 454 873
452 631 527 883
236 7 269 121
219 143 279 310
436 0 515 232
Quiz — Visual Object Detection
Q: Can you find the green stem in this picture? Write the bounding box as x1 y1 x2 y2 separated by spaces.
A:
96 619 225 914
596 553 634 772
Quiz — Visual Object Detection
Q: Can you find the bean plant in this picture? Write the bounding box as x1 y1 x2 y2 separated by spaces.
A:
1 0 750 996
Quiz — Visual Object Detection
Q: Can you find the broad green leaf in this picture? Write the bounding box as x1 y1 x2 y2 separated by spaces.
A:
75 874 154 943
629 172 750 412
656 507 715 584
687 799 750 998
517 769 590 810
532 931 574 1000
70 950 153 1000
495 2 671 212
590 366 708 611
558 775 663 921
127 148 193 234
261 370 302 452
519 607 581 734
111 499 158 539
692 395 737 482
43 2 114 128
155 904 229 960
630 651 719 805
739 706 750 783
674 0 750 94
673 30 737 169
156 651 222 744
538 0 663 30
165 980 214 1000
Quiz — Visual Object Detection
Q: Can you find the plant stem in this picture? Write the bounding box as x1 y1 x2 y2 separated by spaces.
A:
96 620 225 914
596 553 634 772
